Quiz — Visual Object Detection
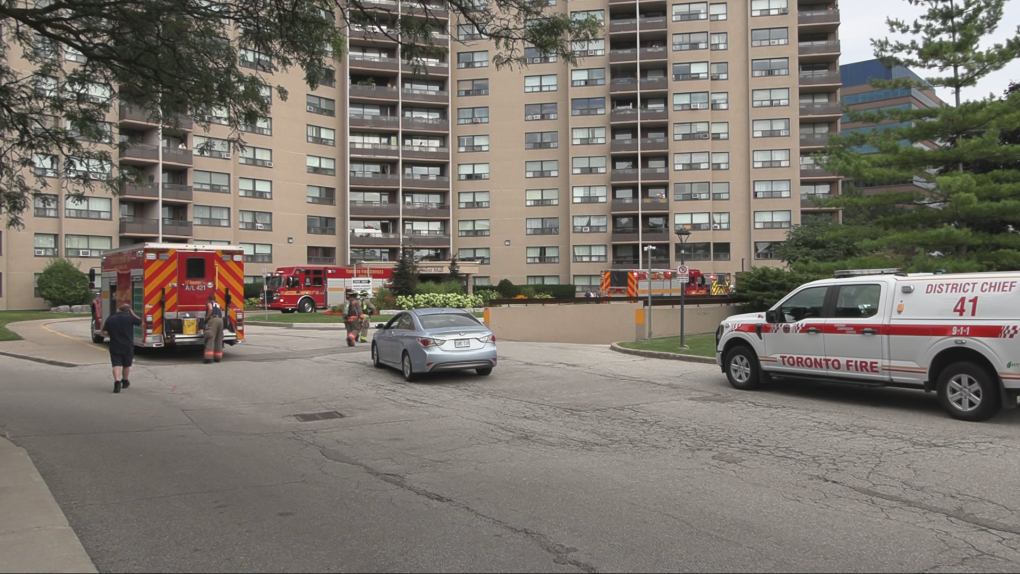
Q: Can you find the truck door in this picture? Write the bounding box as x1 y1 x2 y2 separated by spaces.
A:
310 269 325 307
179 254 212 327
825 283 888 382
762 285 830 377
132 275 144 343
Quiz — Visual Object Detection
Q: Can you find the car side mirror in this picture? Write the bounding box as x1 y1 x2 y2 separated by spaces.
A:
765 309 780 324
375 323 386 330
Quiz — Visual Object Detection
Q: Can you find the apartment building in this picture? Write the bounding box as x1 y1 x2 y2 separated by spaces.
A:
0 0 841 310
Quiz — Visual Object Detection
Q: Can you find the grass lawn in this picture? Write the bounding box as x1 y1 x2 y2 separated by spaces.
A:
0 311 84 342
249 311 484 324
619 333 717 358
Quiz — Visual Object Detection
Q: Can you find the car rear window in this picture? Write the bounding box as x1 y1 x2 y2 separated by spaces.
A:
419 314 481 329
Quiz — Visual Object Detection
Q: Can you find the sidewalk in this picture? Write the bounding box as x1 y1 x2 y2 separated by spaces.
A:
0 319 106 368
0 437 96 573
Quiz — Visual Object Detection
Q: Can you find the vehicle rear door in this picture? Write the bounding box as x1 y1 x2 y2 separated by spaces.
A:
762 285 831 377
825 283 888 382
178 253 212 334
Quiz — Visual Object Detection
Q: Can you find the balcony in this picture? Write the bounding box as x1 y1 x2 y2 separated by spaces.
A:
118 105 193 130
162 147 193 165
610 107 668 124
401 60 450 76
612 227 671 243
119 182 159 200
402 145 449 160
307 256 337 265
350 231 401 246
402 117 449 132
349 114 400 129
403 232 450 247
402 202 449 218
611 258 640 269
360 0 397 9
609 16 666 34
611 197 668 213
798 9 840 31
800 165 839 180
609 49 636 63
349 55 400 72
119 217 192 237
349 84 399 101
349 172 400 187
119 143 193 166
402 3 449 18
162 183 193 202
610 78 638 94
640 76 669 92
801 194 835 209
350 201 401 217
798 40 841 59
641 167 669 181
799 70 842 89
800 102 843 118
402 88 449 103
800 132 830 148
350 142 399 159
402 174 450 189
348 27 398 43
640 47 668 61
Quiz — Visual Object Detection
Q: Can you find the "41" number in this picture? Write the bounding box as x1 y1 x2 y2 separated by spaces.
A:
953 296 979 317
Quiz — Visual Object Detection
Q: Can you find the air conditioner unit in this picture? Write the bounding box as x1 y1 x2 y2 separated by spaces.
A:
307 105 316 112
266 162 274 168
471 118 484 123
525 115 539 120
770 39 783 45
34 249 46 256
78 249 91 257
712 224 721 230
582 226 590 233
224 153 232 159
255 223 265 230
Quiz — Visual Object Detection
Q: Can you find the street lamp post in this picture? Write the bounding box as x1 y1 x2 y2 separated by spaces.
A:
675 228 691 349
643 245 656 340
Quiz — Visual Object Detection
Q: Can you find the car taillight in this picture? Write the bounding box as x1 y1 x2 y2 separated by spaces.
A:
417 337 446 347
477 334 495 343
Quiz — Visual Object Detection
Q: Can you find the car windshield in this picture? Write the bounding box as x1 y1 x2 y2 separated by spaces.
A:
266 276 284 289
418 314 481 330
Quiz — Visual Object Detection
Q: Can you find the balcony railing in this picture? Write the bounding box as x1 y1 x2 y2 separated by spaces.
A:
798 9 840 27
402 202 449 217
118 105 193 130
349 55 400 71
402 117 450 131
611 258 640 268
403 174 450 188
609 49 636 63
798 40 841 56
349 201 400 216
349 231 401 246
402 145 449 160
800 102 842 117
119 217 192 237
349 84 399 100
349 114 400 129
640 47 668 60
119 182 159 199
401 88 449 103
800 132 830 147
401 60 450 76
349 142 400 158
799 70 842 86
800 165 838 179
403 232 450 247
349 172 400 187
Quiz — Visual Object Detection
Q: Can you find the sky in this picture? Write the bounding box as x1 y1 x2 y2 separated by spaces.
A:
839 0 1020 103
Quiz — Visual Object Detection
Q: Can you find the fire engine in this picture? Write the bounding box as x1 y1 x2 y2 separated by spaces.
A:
264 265 394 313
599 269 732 297
716 269 1020 422
91 243 246 348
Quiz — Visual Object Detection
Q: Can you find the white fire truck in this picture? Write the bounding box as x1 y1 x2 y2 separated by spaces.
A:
715 269 1020 422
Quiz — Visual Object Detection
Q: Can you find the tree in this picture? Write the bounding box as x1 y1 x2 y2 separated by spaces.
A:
447 254 462 284
732 267 829 313
391 248 418 297
0 0 601 228
36 258 91 306
820 0 1020 272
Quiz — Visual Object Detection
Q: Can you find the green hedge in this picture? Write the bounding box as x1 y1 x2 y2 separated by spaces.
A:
493 280 575 299
244 281 264 300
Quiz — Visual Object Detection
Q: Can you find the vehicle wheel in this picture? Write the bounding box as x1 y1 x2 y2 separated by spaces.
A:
91 333 104 344
724 345 762 390
937 362 1001 422
298 299 314 314
372 343 383 369
281 309 295 314
476 367 492 376
401 352 418 382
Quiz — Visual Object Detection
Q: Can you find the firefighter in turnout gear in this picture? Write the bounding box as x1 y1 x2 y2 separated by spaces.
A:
358 291 377 343
203 294 225 364
344 290 364 347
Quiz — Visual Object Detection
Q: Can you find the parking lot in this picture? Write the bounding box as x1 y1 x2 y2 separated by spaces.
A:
4 321 1020 572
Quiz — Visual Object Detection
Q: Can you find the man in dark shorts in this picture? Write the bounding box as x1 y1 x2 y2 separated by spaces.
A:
101 304 142 393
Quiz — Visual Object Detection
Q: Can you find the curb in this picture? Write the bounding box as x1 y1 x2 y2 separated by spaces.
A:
245 321 349 330
609 342 718 364
0 350 78 368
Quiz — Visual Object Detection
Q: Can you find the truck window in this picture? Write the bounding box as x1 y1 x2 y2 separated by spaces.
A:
185 257 206 279
834 284 881 319
312 270 324 288
779 286 827 323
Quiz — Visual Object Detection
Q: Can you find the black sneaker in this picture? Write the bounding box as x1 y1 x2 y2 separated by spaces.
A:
113 380 122 393
121 380 130 389
347 338 355 347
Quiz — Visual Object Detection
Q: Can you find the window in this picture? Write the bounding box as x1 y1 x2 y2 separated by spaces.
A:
241 243 273 263
572 185 607 203
712 152 729 170
713 242 731 261
64 235 110 258
34 75 58 97
753 118 791 137
33 34 58 60
184 257 207 280
526 160 558 178
674 122 709 141
710 3 727 20
675 212 711 231
34 194 57 218
526 131 559 149
525 74 557 93
710 32 728 50
64 80 111 103
307 216 336 235
674 182 710 201
572 156 606 175
712 212 730 230
526 246 559 264
458 163 490 180
239 210 273 231
571 97 606 116
754 210 792 229
571 38 605 57
572 127 606 145
573 214 607 232
753 88 790 107
242 117 272 135
66 157 111 180
527 276 560 285
526 188 559 206
194 205 230 227
525 102 558 120
526 217 559 236
306 94 336 116
193 136 230 159
574 275 600 293
524 46 557 64
573 245 607 263
802 183 833 200
405 220 446 236
458 134 490 152
754 179 792 199
752 57 790 77
802 122 831 134
34 233 58 257
571 9 605 23
673 92 709 110
457 78 489 96
751 0 788 17
672 32 708 51
66 119 113 143
239 146 272 167
458 106 489 124
457 51 489 68
239 48 271 71
306 125 336 146
713 182 729 200
258 84 272 104
674 152 709 171
473 276 492 288
307 155 336 175
571 68 605 87
457 24 486 41
711 62 728 80
680 242 711 261
753 149 791 168
239 177 272 199
752 27 789 46
672 2 707 21
64 196 112 220
458 248 491 265
194 170 230 193
835 285 882 319
32 154 59 178
307 185 336 205
673 62 709 81
458 219 490 237
711 122 729 140
459 191 490 208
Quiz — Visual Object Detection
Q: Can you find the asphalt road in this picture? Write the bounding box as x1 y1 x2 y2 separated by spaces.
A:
4 322 1020 572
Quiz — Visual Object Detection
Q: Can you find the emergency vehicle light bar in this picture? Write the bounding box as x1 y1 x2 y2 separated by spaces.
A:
833 268 903 278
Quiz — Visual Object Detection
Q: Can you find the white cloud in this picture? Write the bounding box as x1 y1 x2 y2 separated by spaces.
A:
840 0 1020 102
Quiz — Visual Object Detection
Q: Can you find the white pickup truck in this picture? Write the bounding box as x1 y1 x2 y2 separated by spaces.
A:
715 271 1020 421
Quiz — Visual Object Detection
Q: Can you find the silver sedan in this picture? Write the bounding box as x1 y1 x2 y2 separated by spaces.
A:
371 308 497 382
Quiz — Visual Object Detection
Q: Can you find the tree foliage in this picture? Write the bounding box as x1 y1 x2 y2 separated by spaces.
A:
391 248 419 297
0 0 601 227
36 257 91 306
447 254 462 284
732 267 829 313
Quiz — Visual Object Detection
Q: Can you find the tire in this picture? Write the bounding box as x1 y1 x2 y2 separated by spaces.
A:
298 299 314 314
281 309 295 314
724 345 762 390
476 367 492 376
401 352 418 382
372 343 383 369
91 333 104 344
937 362 1001 422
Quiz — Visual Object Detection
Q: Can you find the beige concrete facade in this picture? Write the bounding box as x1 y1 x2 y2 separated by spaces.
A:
0 0 840 310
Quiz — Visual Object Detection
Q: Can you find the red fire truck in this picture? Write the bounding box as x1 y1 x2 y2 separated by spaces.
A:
599 268 732 297
264 265 394 313
91 243 246 348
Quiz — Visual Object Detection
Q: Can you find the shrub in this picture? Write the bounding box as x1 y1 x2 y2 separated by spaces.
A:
416 279 465 295
395 293 485 309
475 289 500 302
244 281 264 300
372 287 397 311
534 284 576 299
496 278 518 298
244 297 263 310
37 258 91 306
